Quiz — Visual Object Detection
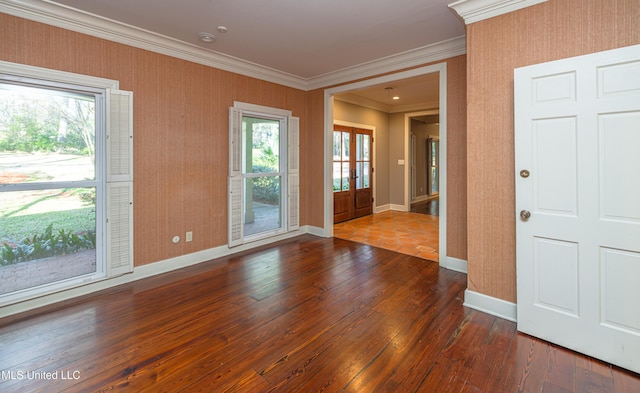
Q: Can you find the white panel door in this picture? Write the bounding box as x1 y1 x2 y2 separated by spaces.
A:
515 44 640 373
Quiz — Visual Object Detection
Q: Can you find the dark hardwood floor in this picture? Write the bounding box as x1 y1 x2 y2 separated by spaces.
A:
410 197 439 216
1 235 638 392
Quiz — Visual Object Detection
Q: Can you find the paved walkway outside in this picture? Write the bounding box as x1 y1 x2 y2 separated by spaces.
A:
244 202 280 237
0 250 96 295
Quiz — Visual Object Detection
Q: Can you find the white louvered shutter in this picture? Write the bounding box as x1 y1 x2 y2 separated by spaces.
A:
229 107 242 177
228 107 244 247
288 116 300 230
106 90 134 276
228 177 243 247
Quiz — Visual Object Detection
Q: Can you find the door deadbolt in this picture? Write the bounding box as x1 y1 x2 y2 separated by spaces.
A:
520 169 530 178
520 210 531 221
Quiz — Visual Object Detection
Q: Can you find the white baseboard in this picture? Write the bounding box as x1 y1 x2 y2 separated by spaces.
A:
463 289 517 322
374 204 391 213
390 204 409 212
304 225 326 237
441 256 467 273
0 228 315 318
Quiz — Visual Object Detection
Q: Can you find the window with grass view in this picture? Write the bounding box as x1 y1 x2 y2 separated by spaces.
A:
0 81 103 297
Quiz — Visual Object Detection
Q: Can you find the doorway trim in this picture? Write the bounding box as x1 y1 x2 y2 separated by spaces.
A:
323 62 448 268
406 109 441 206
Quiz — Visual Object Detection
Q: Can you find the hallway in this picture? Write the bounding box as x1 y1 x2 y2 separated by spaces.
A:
333 210 439 261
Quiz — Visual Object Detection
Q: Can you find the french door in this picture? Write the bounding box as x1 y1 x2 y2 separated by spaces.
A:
333 125 372 224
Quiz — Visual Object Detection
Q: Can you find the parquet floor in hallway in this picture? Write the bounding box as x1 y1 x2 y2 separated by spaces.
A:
333 210 439 261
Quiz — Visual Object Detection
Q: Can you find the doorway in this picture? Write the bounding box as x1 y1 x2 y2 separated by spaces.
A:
333 124 373 223
324 63 448 267
408 112 440 211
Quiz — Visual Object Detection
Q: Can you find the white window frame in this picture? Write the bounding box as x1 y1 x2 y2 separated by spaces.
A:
228 101 299 247
0 61 133 306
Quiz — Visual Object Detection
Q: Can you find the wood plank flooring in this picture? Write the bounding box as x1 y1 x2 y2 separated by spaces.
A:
0 235 638 392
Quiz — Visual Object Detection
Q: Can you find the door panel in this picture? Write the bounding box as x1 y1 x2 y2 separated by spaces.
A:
333 125 373 223
515 44 640 374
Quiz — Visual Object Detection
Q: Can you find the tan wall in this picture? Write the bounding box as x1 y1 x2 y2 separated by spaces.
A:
0 13 468 268
0 14 308 267
466 0 640 302
388 113 406 205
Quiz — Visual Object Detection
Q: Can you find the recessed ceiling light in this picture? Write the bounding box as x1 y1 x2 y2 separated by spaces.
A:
198 32 216 43
217 26 228 34
385 87 400 100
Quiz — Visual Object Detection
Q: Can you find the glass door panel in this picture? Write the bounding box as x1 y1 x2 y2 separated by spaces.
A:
242 115 283 238
333 131 351 192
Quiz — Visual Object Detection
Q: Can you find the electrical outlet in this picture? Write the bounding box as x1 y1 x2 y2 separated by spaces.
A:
186 231 193 242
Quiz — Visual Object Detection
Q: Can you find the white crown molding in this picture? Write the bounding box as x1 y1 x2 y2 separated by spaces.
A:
0 0 466 91
0 0 308 89
449 0 548 25
306 36 466 91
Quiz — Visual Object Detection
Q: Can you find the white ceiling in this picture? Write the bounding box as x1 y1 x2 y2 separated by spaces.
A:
4 1 547 109
49 0 466 79
4 0 468 109
337 72 440 113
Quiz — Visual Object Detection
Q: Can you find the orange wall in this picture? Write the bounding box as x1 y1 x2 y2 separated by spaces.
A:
445 55 467 261
0 14 307 266
466 0 640 302
0 12 468 268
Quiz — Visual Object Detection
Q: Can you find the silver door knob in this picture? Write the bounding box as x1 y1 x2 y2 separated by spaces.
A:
520 210 531 221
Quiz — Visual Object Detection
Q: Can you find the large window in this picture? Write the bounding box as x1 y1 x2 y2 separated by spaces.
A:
228 102 299 246
0 61 133 305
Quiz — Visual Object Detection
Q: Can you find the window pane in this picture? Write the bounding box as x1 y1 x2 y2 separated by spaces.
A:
363 135 370 160
431 167 439 193
333 162 341 192
0 84 96 182
356 162 363 189
342 163 350 191
243 116 280 174
244 176 281 236
356 134 363 161
0 188 97 295
363 162 370 188
341 132 350 161
333 131 341 161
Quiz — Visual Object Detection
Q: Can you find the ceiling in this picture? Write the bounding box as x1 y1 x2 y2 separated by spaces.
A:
336 72 440 114
49 0 465 78
8 0 468 110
